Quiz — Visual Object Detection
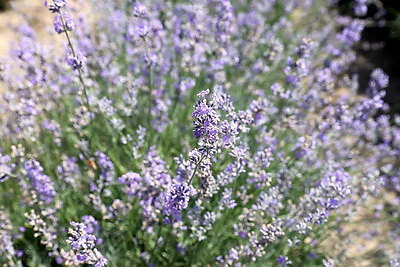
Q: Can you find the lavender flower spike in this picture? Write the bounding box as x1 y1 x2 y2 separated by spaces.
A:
67 221 108 266
24 160 57 204
192 89 220 143
164 182 196 217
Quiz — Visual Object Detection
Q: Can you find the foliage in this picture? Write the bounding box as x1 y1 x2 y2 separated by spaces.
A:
0 0 399 266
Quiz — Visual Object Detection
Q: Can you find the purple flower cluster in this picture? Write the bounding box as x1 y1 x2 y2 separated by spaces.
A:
0 209 19 266
44 0 75 34
366 68 389 96
91 150 115 192
56 155 81 189
278 255 292 266
53 11 75 34
118 147 172 228
118 172 142 197
66 221 107 266
24 160 57 204
66 53 85 70
44 0 66 13
0 0 399 265
337 19 364 48
0 154 12 183
41 119 62 146
163 182 196 219
354 0 368 16
192 89 220 145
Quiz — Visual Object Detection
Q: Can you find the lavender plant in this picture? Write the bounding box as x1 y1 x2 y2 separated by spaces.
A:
0 0 399 266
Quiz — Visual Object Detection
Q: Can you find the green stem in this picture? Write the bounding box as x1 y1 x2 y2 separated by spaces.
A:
142 37 153 120
57 8 91 113
55 4 100 151
188 150 209 185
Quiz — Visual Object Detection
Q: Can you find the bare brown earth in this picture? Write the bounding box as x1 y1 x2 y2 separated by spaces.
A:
321 192 399 266
0 0 91 93
0 0 57 57
0 0 58 93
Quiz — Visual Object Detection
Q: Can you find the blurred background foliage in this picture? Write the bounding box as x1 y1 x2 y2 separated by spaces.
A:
338 0 400 114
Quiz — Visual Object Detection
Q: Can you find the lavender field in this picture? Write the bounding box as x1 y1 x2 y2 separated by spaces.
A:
0 0 399 266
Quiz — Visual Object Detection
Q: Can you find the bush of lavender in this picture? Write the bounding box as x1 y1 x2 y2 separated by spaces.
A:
0 0 399 266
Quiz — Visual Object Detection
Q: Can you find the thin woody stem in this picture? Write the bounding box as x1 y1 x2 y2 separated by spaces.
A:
188 150 209 185
56 4 91 113
142 37 153 119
